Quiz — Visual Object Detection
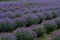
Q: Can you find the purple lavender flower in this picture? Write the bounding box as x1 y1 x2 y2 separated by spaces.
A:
31 8 40 13
22 14 39 26
49 30 60 40
5 11 16 19
14 11 24 17
22 9 31 15
0 12 6 19
31 24 46 37
2 17 16 32
0 19 3 31
41 20 57 33
12 27 37 40
0 33 17 40
51 10 59 18
53 17 60 28
43 11 53 20
36 13 46 23
55 10 60 16
24 2 36 9
14 17 27 27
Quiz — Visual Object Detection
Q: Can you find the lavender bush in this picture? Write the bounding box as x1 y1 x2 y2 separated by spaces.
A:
43 11 53 20
55 10 60 15
15 11 24 17
5 11 16 19
31 24 46 37
41 20 57 33
0 12 6 19
24 2 37 9
22 14 39 26
22 9 31 15
0 33 16 40
43 7 52 11
0 19 3 32
52 11 59 18
31 8 40 13
14 17 27 27
49 30 60 40
36 13 46 23
12 27 37 40
2 17 16 32
53 17 60 28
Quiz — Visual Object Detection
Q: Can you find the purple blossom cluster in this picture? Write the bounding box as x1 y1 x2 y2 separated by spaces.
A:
49 30 60 40
14 17 27 27
0 1 59 40
0 12 6 19
55 10 60 17
5 11 17 19
36 13 46 23
0 2 59 33
53 17 60 28
41 20 57 33
51 10 59 17
12 27 37 40
0 33 17 40
43 11 54 20
31 24 46 37
22 14 40 26
0 17 16 32
0 2 59 20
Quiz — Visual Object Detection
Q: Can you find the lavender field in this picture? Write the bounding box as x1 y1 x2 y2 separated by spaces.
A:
0 0 60 40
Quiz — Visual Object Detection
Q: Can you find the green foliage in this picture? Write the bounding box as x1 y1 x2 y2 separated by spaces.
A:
14 17 27 27
0 0 8 1
0 33 17 40
13 27 37 40
2 17 16 32
49 30 60 40
41 20 57 33
31 24 46 37
22 14 39 26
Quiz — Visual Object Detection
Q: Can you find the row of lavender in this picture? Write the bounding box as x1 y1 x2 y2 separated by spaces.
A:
0 2 60 13
0 2 60 40
0 2 60 20
0 10 60 19
0 10 59 32
0 16 60 40
0 30 60 40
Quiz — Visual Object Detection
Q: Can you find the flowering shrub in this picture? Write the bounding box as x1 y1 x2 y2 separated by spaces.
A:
31 8 40 13
52 11 59 18
22 14 39 26
12 27 37 40
0 12 6 19
43 11 53 20
0 33 16 40
15 12 24 17
5 11 16 19
2 17 16 32
24 2 37 9
0 2 26 12
36 13 46 23
41 20 57 33
55 10 60 15
31 24 46 37
0 19 3 31
44 7 52 11
22 9 31 15
14 17 27 27
49 30 60 40
53 17 60 28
